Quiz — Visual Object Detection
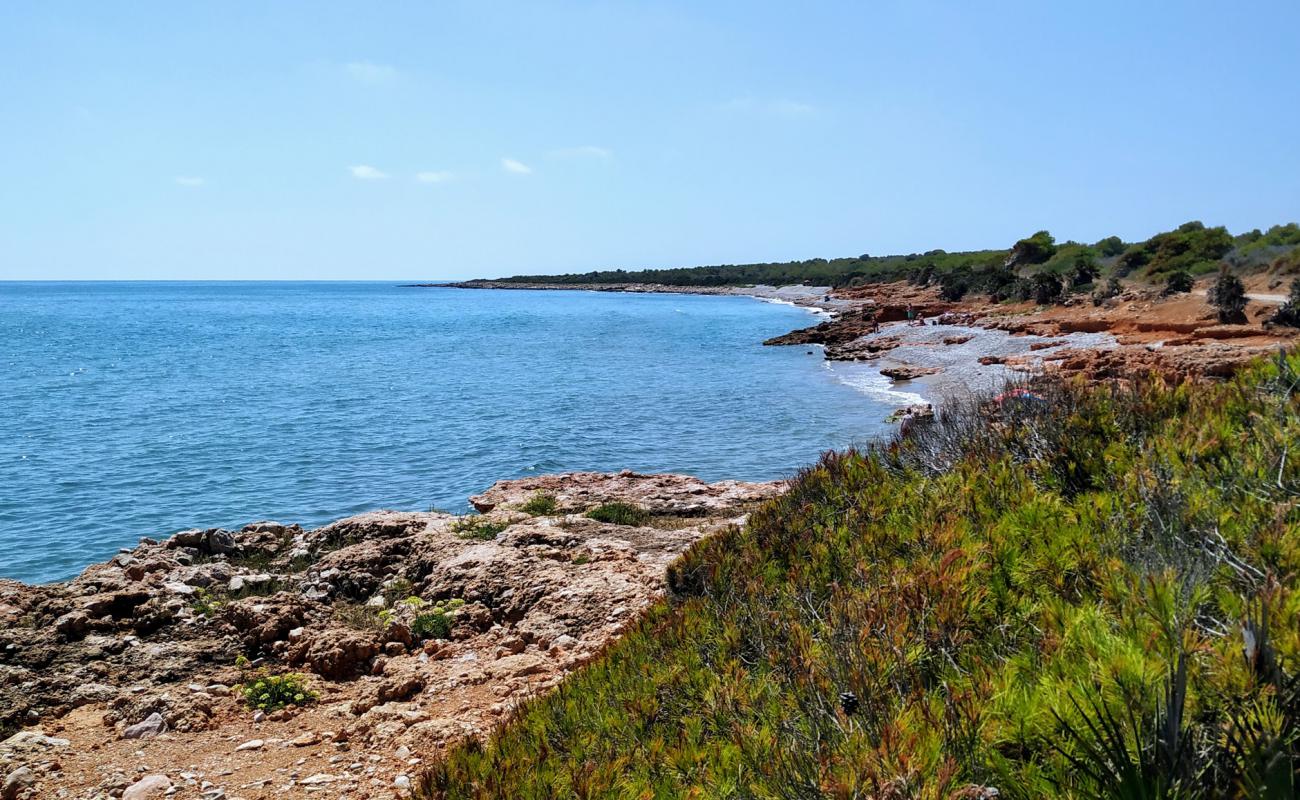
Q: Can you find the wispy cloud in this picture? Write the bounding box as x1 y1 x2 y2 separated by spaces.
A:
344 61 399 84
415 170 453 184
501 158 533 175
349 165 389 180
720 97 817 117
549 145 613 160
174 176 204 187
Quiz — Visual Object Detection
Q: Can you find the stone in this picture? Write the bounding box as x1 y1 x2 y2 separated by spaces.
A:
290 731 320 747
1 730 70 749
235 738 264 752
54 611 90 638
2 767 36 800
122 774 172 800
207 530 239 555
298 774 335 785
488 653 549 678
122 711 166 740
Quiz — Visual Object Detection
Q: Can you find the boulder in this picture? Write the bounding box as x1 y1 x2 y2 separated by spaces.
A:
122 711 165 739
122 775 171 800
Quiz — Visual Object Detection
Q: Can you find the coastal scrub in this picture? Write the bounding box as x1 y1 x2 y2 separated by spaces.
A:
420 351 1300 799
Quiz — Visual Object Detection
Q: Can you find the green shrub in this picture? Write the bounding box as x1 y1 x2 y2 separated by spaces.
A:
1095 235 1126 257
1270 277 1300 328
1118 220 1233 279
1007 230 1057 267
191 588 223 617
240 671 317 712
451 517 508 541
1029 270 1064 304
412 610 453 640
585 502 649 527
418 353 1300 800
1208 265 1248 323
1163 269 1194 295
520 493 558 516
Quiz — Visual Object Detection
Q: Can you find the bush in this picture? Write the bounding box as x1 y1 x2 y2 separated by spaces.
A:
520 493 558 516
1069 251 1100 287
1095 235 1126 257
585 502 649 526
1029 271 1064 304
1007 230 1057 267
420 354 1300 800
1163 269 1194 295
1270 277 1300 327
938 265 973 301
240 671 317 712
412 610 453 640
1208 265 1247 323
1118 221 1233 278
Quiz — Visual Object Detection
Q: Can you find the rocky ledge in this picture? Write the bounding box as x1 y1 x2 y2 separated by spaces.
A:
0 472 781 800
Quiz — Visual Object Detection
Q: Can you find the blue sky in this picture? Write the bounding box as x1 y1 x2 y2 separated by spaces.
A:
2 1 1298 280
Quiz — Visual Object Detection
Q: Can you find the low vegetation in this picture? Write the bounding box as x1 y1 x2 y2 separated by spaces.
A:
520 493 559 516
420 352 1300 799
1210 266 1249 324
1272 278 1300 328
452 516 509 541
239 670 317 712
584 502 649 527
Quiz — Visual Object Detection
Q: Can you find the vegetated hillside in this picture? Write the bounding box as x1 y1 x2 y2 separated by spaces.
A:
486 222 1300 290
420 352 1300 799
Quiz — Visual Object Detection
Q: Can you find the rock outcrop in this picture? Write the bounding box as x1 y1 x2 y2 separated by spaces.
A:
0 472 781 799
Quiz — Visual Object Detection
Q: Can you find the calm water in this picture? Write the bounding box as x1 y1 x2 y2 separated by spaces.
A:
0 282 914 583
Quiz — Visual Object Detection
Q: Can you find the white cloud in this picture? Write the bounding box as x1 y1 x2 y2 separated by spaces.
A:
549 145 612 160
349 165 389 180
501 158 533 175
415 171 453 183
174 176 204 187
344 61 399 83
721 97 816 117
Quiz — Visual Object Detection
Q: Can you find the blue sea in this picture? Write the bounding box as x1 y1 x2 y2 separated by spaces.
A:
0 282 919 584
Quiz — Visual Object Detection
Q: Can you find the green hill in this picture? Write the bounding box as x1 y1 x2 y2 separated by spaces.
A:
482 222 1300 291
420 352 1300 799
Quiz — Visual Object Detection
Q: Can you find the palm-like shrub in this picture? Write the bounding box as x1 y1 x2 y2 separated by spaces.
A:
1209 265 1248 323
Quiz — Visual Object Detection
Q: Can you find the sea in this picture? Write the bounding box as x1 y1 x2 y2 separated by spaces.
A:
0 282 923 583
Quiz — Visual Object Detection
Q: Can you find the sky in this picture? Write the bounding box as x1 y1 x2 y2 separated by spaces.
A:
2 1 1299 281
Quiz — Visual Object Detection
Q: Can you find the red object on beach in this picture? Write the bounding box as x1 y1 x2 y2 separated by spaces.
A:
993 388 1044 404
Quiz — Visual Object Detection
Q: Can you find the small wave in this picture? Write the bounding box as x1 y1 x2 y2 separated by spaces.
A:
824 362 927 406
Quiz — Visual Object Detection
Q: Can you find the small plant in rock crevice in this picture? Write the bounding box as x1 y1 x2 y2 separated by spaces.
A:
585 502 650 527
520 493 558 516
451 517 509 541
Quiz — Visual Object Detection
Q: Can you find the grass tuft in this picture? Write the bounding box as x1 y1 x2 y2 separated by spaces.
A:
584 502 649 526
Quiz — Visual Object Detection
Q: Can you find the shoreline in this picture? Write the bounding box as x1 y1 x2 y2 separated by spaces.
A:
442 276 1300 385
4 279 1298 797
0 472 783 798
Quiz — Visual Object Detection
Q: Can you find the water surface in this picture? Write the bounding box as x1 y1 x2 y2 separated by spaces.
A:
0 282 909 583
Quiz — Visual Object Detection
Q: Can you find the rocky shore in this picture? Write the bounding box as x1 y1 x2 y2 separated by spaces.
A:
0 472 780 799
443 277 1298 388
5 277 1296 800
